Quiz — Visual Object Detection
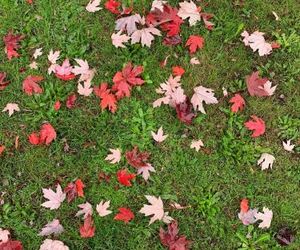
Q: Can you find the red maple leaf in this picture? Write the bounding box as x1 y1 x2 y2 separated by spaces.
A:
54 100 61 111
146 5 183 37
245 115 266 138
80 214 95 238
114 207 134 223
0 145 5 156
240 199 249 213
66 94 77 109
112 62 144 99
172 66 185 77
28 132 40 145
117 169 135 186
26 0 33 4
125 146 150 168
94 83 117 113
3 31 24 60
22 75 43 95
186 35 204 54
0 72 10 91
40 123 56 145
0 240 23 250
229 94 245 113
105 0 121 14
246 71 269 97
175 98 196 125
64 182 77 203
201 13 215 31
160 221 191 250
75 179 85 197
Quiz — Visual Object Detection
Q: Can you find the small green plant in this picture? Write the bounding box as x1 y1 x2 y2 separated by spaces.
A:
236 225 271 250
277 115 300 140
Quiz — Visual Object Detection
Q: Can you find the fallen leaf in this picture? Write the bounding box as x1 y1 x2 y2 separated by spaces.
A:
139 195 165 224
151 0 166 11
159 221 191 250
55 59 75 81
246 71 269 97
0 228 10 243
201 12 214 30
2 103 20 117
38 219 64 236
125 146 149 168
117 169 135 186
77 81 93 97
190 139 204 152
111 30 130 48
22 75 43 95
33 48 43 59
80 214 95 238
105 148 121 164
41 184 66 210
191 85 218 114
40 123 56 145
276 227 295 246
178 0 200 26
75 179 85 197
282 140 295 152
54 101 61 111
0 240 23 250
0 72 10 90
172 66 185 76
151 127 168 143
254 207 273 229
175 97 196 125
105 0 120 14
131 26 161 48
114 207 134 223
86 0 102 12
245 115 265 137
66 94 77 109
96 200 112 217
229 94 245 113
76 202 93 219
137 164 156 181
190 57 200 64
3 31 24 60
29 61 38 69
40 239 69 250
186 35 204 54
115 14 142 35
257 153 275 170
94 83 117 113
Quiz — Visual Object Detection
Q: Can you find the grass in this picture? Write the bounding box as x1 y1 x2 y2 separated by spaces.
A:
0 0 300 249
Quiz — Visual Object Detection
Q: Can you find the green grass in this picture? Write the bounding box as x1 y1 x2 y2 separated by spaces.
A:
1 0 300 249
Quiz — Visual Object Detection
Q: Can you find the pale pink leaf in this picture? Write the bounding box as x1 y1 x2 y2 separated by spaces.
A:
191 86 218 114
137 164 156 181
0 228 10 243
41 184 66 210
96 200 112 217
257 153 275 170
33 48 43 59
131 27 161 48
190 139 204 152
48 50 60 64
2 103 20 117
254 207 273 229
77 81 93 97
38 219 64 236
111 31 130 48
75 202 93 219
151 0 166 11
282 140 295 152
139 195 165 224
105 148 121 164
190 57 200 65
86 0 102 12
151 127 168 143
178 0 201 26
40 239 69 250
115 14 142 35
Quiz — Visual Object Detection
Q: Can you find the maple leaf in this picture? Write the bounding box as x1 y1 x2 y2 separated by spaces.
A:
33 48 43 59
201 13 215 30
111 31 130 48
40 239 69 250
115 14 142 35
40 123 56 145
125 146 150 168
105 0 121 14
3 31 24 60
186 35 204 54
80 214 95 238
66 94 77 109
159 221 191 250
255 207 273 229
0 240 23 250
114 207 134 223
257 153 275 170
229 94 245 113
94 83 117 113
190 57 200 65
0 228 10 243
151 127 168 143
48 50 60 64
238 208 258 226
245 115 265 137
131 26 161 48
112 62 144 99
137 164 156 181
78 81 93 97
139 195 165 224
75 179 85 197
28 133 40 145
2 103 20 117
41 184 66 210
172 66 185 77
241 31 273 56
105 148 121 164
282 140 295 152
262 81 277 96
54 101 61 111
240 199 249 213
178 0 201 26
175 97 196 125
64 182 77 203
22 75 43 95
151 0 166 11
0 72 10 91
76 202 93 219
55 59 75 81
191 86 218 114
86 0 102 12
29 61 38 70
117 169 135 186
190 139 204 152
38 219 64 236
96 200 112 217
276 227 295 246
246 71 270 97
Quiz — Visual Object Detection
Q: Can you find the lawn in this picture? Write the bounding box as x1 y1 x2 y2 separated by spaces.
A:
0 0 300 249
